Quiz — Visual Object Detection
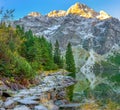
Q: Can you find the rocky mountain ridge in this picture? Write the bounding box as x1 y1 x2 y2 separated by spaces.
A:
28 3 111 20
28 12 41 17
14 2 120 55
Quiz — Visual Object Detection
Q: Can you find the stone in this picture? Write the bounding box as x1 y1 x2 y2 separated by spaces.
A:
0 108 5 110
54 100 66 106
4 98 16 109
0 100 3 107
59 103 81 110
0 71 76 110
16 98 39 105
48 104 59 110
57 91 66 99
13 105 30 110
34 105 48 110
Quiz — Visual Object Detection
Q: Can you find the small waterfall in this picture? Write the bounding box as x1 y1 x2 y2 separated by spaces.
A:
80 49 96 89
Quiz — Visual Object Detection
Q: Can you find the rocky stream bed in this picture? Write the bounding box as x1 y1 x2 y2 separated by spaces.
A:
0 71 77 110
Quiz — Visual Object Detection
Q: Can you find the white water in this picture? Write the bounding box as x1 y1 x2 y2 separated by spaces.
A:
80 49 96 89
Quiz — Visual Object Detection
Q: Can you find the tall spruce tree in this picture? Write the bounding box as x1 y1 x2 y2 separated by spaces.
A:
65 42 76 77
65 42 76 101
54 40 63 68
40 36 55 70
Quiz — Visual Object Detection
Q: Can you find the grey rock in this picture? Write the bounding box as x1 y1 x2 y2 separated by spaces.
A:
34 105 48 110
16 98 39 105
59 103 81 109
0 108 5 110
0 100 3 107
57 91 66 99
0 72 76 110
54 100 67 106
4 98 16 109
13 105 30 110
49 104 59 110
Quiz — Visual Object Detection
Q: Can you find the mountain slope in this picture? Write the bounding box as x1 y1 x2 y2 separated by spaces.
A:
13 2 120 55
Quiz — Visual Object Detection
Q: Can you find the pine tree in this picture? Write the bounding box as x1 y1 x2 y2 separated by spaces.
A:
65 42 76 101
16 25 25 38
40 36 55 70
54 40 63 68
20 30 36 62
65 42 76 77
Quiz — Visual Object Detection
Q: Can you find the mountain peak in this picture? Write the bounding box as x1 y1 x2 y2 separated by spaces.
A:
97 10 111 20
66 2 98 18
28 12 41 17
47 10 66 17
28 2 111 20
47 2 99 18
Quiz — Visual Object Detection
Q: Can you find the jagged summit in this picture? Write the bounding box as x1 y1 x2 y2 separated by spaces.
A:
66 2 98 18
47 2 111 20
28 12 41 17
97 10 111 20
47 10 66 17
26 3 111 20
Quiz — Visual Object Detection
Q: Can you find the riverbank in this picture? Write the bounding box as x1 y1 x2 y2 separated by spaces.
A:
0 70 76 110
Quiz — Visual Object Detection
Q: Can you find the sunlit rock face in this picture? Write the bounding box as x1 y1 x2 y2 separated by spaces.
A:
28 12 41 17
66 2 98 18
47 3 111 20
97 10 111 20
47 10 66 17
47 2 98 18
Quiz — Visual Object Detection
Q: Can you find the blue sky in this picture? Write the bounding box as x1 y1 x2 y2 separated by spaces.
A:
0 0 120 20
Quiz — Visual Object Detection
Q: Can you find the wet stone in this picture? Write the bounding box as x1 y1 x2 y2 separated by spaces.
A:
34 105 48 110
4 98 17 109
13 105 30 110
